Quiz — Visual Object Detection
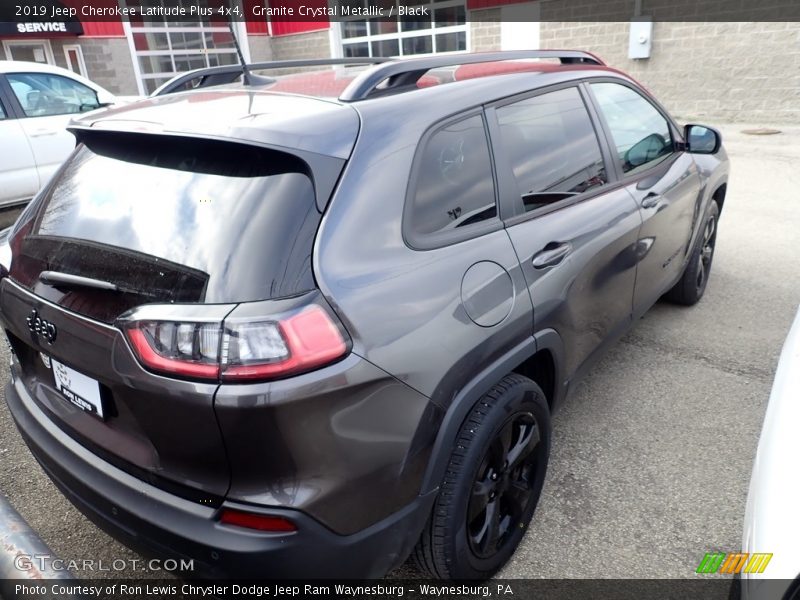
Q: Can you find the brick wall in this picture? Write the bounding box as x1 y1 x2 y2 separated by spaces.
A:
247 34 274 63
539 21 800 123
470 8 502 51
270 29 331 61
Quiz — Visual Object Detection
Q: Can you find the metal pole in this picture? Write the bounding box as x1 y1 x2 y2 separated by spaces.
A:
0 495 79 599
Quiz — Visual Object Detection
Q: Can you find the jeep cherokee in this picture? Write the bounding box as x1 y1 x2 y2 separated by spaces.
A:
0 50 729 580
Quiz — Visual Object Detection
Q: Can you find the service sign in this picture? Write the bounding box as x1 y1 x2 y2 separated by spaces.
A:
0 20 83 35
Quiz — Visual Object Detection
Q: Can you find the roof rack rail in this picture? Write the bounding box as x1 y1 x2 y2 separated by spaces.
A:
151 57 390 97
338 50 605 102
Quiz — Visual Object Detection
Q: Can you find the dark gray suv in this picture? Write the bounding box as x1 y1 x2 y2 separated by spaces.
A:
0 51 728 580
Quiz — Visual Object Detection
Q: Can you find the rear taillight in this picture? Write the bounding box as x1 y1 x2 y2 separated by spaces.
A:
221 305 346 381
126 322 220 379
122 303 348 383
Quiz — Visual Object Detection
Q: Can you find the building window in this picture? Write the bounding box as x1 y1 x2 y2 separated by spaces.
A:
64 45 88 77
340 0 468 58
3 40 55 64
123 1 244 95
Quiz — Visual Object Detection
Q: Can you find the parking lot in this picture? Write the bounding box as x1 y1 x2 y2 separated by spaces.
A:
1 123 798 580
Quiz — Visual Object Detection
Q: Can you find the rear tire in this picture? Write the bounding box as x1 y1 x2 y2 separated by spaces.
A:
413 374 551 580
665 200 719 306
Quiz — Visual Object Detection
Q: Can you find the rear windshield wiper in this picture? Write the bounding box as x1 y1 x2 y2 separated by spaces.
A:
39 271 157 298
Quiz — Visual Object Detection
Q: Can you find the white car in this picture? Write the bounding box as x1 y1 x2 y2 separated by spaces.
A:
740 306 800 600
0 61 138 208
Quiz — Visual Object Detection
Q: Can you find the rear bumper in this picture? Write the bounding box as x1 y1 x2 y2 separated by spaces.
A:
5 373 436 579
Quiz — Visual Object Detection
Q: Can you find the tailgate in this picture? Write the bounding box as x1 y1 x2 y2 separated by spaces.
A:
1 279 229 502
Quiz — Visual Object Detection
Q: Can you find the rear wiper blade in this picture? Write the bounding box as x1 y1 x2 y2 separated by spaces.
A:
39 271 157 297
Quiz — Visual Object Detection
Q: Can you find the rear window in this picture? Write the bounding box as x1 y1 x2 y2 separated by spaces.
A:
11 134 321 320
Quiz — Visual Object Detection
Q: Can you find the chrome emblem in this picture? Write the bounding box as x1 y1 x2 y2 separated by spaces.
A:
26 309 57 344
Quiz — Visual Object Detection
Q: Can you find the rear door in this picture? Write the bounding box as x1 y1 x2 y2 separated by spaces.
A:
489 84 642 381
0 86 39 206
586 81 703 317
3 71 102 188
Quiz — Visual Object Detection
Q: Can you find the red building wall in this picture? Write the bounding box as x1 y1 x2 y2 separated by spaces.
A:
58 0 124 36
81 21 125 37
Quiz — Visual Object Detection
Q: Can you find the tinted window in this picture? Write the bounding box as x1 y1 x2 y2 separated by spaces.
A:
496 87 607 213
8 72 100 117
410 114 497 237
591 82 673 174
11 134 320 321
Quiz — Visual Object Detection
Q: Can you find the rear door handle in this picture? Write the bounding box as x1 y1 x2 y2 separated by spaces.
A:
641 193 663 209
532 242 571 269
29 129 58 138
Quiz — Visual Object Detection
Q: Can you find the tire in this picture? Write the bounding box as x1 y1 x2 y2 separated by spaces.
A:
413 373 551 580
665 200 719 306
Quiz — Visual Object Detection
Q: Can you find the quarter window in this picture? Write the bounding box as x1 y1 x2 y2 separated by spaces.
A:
591 82 673 174
495 87 608 213
0 101 6 120
409 114 497 238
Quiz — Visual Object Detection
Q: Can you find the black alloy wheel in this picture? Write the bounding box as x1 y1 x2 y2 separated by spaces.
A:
666 200 720 306
467 411 541 559
696 213 717 293
413 374 551 580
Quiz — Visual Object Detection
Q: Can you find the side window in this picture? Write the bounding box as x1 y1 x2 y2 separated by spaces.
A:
409 114 497 239
591 82 673 175
0 100 6 120
495 87 607 214
8 73 100 118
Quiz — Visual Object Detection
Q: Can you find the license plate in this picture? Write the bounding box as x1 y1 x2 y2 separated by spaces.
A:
51 359 104 419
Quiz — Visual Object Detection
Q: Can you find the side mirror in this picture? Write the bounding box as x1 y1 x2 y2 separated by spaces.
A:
684 124 721 154
95 90 115 107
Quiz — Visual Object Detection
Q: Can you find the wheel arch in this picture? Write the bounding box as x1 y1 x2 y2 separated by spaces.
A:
712 182 727 214
419 329 565 496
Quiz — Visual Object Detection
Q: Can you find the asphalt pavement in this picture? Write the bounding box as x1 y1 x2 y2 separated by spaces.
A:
1 123 798 580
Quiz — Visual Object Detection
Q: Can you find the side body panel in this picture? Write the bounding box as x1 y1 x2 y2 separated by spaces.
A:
14 112 76 188
0 118 38 206
504 189 642 380
623 154 703 316
581 78 722 319
0 74 78 189
0 78 39 206
314 96 536 412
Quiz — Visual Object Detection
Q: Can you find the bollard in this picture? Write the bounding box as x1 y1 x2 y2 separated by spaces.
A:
0 495 80 599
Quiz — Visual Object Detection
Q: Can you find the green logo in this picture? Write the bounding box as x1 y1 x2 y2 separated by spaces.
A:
697 552 772 574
